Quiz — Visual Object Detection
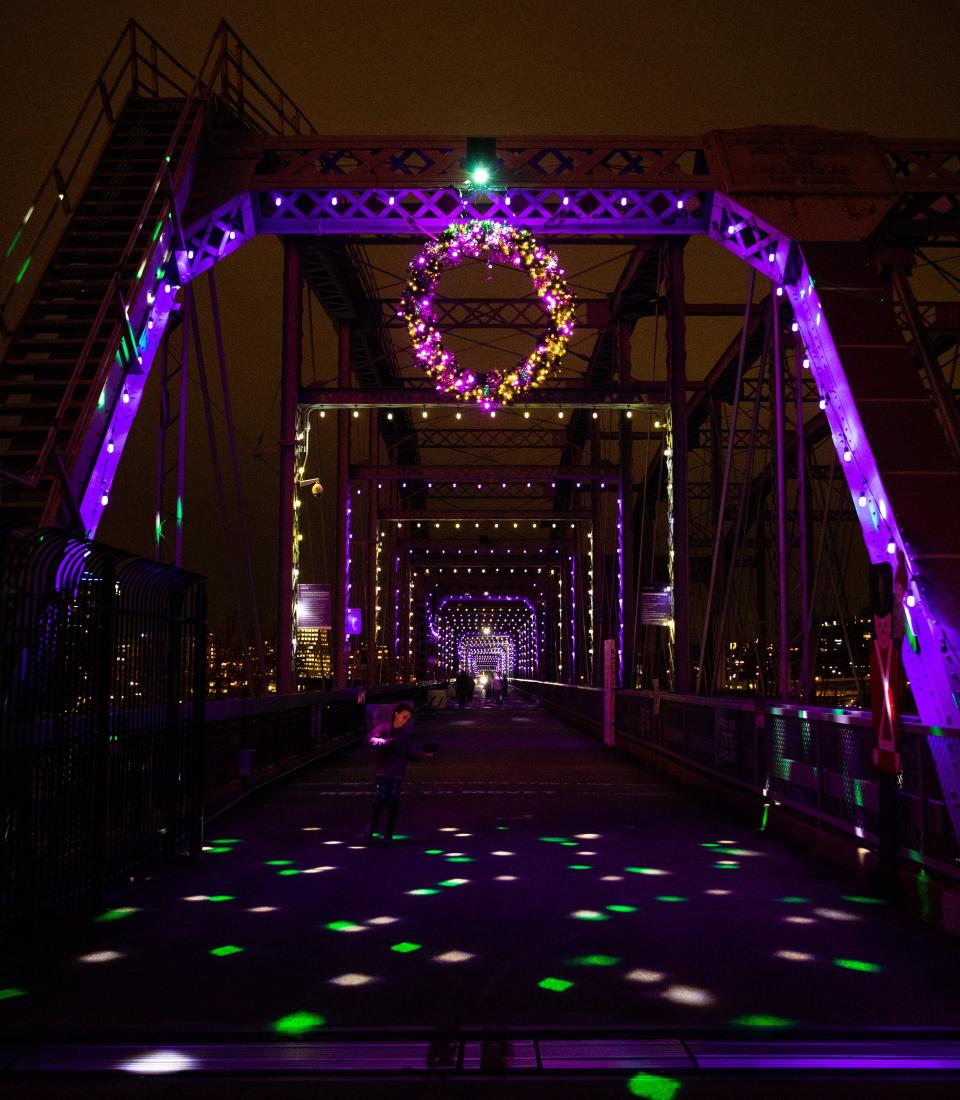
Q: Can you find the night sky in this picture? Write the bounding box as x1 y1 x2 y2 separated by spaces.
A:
2 0 958 639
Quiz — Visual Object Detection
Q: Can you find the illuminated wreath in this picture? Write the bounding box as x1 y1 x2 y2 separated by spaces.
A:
399 220 576 407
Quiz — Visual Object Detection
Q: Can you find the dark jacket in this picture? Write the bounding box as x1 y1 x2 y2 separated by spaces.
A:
370 721 417 779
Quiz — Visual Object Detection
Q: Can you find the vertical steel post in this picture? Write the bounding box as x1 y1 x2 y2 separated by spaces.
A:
277 242 302 695
666 240 690 693
333 322 351 689
619 410 634 689
174 304 190 569
794 333 811 701
366 411 379 686
590 422 603 686
772 291 789 699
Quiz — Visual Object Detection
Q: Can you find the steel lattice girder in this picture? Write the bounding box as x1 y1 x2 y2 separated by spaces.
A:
299 386 666 409
413 428 568 448
77 139 958 749
353 465 611 482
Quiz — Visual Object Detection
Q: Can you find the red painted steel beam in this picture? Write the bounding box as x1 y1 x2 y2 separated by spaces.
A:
352 464 612 482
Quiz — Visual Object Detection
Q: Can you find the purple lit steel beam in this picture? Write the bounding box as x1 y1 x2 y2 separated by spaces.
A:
712 193 960 783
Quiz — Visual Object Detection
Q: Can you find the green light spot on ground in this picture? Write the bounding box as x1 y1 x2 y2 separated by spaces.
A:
0 988 26 1001
778 896 810 904
445 856 474 863
538 977 573 992
207 895 234 902
95 907 138 922
568 955 620 967
834 958 882 972
539 837 567 843
326 921 360 931
391 942 422 954
278 869 301 876
655 896 687 903
606 904 637 913
496 825 510 830
438 879 466 887
712 863 739 870
840 895 887 905
732 1014 795 1028
559 841 578 847
210 945 244 957
625 867 662 875
627 1071 683 1100
205 846 231 853
408 888 440 896
212 838 241 844
568 864 591 870
425 849 443 854
761 804 770 831
272 1011 325 1035
265 860 293 866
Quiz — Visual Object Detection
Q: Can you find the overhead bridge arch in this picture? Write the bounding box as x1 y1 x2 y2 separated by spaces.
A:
0 23 958 826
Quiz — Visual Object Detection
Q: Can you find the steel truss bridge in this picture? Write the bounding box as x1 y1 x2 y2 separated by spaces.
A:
1 20 959 840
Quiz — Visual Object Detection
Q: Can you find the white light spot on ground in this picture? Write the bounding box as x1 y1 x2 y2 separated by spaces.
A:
332 922 366 932
302 866 336 874
570 909 605 920
716 839 736 845
366 916 399 925
78 951 123 963
577 851 596 856
119 1050 196 1073
183 895 208 902
329 973 376 986
454 832 473 837
439 827 459 832
247 906 277 913
784 916 816 925
705 889 731 896
632 868 669 876
813 908 861 922
443 878 470 886
600 875 624 882
575 834 601 839
776 950 815 961
663 985 715 1006
433 951 475 963
302 827 322 832
626 969 665 983
491 851 514 856
201 846 214 851
407 889 437 896
715 860 739 866
495 875 518 882
445 852 465 857
322 840 343 846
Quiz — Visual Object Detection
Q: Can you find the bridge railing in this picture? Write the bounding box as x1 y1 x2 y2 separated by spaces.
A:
203 682 434 820
515 680 960 881
1 529 205 927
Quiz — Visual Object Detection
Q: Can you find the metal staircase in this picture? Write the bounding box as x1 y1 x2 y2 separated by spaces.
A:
0 97 195 531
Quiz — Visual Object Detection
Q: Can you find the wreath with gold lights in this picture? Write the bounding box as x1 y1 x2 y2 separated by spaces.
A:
399 220 576 408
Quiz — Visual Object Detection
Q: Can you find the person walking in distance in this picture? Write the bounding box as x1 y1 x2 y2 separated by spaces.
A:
365 704 418 844
455 669 472 709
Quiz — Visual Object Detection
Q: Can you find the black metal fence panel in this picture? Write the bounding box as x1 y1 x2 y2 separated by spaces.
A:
1 529 206 927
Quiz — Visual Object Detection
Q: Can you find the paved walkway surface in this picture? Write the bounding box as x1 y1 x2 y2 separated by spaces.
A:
4 695 960 1044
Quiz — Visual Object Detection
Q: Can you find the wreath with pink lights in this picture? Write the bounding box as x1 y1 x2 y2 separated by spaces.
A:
399 220 576 407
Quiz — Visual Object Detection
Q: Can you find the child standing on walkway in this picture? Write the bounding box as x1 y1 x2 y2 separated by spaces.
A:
365 703 417 844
